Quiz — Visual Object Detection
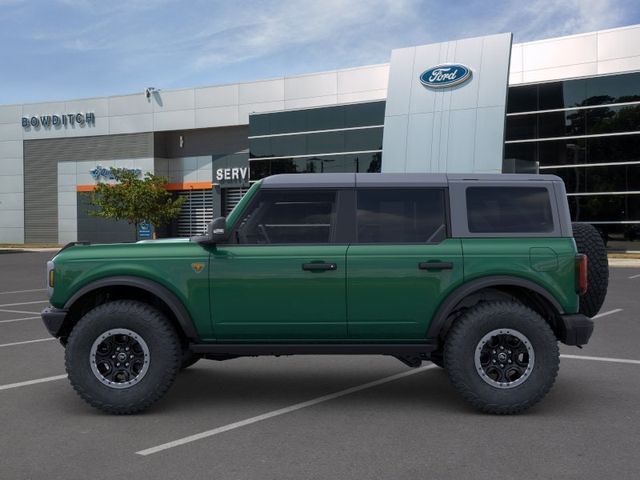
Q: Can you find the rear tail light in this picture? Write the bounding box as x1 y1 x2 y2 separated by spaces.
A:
576 254 588 296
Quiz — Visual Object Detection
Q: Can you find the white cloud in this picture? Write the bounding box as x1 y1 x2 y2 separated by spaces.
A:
1 0 636 102
464 0 627 42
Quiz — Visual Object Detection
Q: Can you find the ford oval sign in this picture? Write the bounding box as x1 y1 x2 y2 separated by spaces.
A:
419 64 472 89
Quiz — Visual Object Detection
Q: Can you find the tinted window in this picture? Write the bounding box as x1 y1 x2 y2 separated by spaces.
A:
507 85 537 113
248 101 386 136
586 104 640 135
538 138 586 167
356 189 446 243
235 190 336 244
569 194 639 223
466 187 554 233
344 128 384 151
249 152 382 181
505 114 537 141
504 142 537 163
270 134 307 157
586 72 640 105
270 110 308 135
539 79 587 110
345 102 386 127
538 109 585 138
544 164 640 194
587 134 640 164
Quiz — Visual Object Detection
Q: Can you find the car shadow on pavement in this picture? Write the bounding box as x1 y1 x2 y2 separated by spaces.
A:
156 362 471 415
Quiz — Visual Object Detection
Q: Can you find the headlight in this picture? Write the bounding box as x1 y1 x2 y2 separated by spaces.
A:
47 261 55 297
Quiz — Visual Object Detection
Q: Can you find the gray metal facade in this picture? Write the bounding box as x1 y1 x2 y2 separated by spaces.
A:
382 33 512 174
24 133 153 243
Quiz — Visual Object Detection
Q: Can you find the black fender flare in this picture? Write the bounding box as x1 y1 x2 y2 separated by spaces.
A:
63 276 199 340
426 275 565 340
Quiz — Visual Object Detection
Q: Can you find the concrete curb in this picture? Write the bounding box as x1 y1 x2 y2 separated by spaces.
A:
609 258 640 268
0 248 60 252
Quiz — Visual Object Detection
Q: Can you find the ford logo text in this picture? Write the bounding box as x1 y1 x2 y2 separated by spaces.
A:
419 64 472 88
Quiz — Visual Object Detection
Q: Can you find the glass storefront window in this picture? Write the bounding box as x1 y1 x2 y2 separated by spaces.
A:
586 72 640 105
249 137 272 158
538 109 585 138
510 134 640 168
506 72 640 114
249 127 383 158
249 101 386 136
504 142 537 163
249 152 382 181
507 85 537 113
345 102 386 128
569 194 639 223
544 163 640 194
586 104 640 135
538 79 587 110
270 134 307 157
587 134 640 165
505 114 537 141
306 131 346 154
537 138 586 167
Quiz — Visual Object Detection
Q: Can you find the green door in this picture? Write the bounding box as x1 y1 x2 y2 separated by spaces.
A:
210 188 348 340
346 188 464 340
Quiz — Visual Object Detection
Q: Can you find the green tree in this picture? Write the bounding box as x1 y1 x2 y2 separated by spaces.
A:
90 168 185 239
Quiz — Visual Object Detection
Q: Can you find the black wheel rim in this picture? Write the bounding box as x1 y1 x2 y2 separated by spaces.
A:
474 329 535 389
89 329 150 389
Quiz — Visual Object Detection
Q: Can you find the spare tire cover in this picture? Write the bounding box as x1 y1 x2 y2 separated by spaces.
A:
572 222 609 317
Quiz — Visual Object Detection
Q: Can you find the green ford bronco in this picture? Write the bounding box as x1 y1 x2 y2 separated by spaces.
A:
41 173 609 415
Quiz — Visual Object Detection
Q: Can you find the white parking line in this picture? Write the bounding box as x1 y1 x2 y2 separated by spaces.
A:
0 300 49 308
0 288 46 295
0 374 67 391
0 309 41 315
629 273 640 279
593 308 623 319
0 316 40 324
0 338 55 348
136 364 439 456
561 354 640 365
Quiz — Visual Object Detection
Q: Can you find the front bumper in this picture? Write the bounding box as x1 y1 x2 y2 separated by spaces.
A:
558 313 594 346
41 307 68 338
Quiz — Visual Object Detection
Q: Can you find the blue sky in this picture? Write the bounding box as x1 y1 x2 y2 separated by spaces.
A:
1 0 639 104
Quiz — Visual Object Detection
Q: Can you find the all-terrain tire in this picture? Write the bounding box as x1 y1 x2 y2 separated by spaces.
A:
444 301 559 414
572 222 609 317
65 300 181 414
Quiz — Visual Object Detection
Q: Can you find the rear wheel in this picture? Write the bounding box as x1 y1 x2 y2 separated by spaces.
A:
444 301 559 414
65 300 181 414
572 222 609 318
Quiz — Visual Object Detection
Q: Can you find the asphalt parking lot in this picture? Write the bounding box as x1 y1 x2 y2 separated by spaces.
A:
1 251 639 480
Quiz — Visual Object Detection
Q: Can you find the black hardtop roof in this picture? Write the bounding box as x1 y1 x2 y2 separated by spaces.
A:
260 172 561 188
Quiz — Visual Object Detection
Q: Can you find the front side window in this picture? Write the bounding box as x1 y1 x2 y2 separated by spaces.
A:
235 190 337 244
356 189 447 243
466 187 554 233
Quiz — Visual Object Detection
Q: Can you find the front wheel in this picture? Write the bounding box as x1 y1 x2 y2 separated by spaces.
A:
65 300 182 414
444 301 559 414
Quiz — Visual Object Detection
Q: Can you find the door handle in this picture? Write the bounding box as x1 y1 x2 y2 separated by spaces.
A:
302 262 337 271
418 261 453 271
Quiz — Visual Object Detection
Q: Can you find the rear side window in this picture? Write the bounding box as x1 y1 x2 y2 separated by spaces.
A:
356 189 447 243
466 187 554 233
235 190 337 244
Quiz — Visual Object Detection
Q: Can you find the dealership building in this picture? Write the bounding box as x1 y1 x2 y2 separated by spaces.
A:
1 24 640 244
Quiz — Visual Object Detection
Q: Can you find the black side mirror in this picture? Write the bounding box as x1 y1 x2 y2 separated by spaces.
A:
192 216 228 245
